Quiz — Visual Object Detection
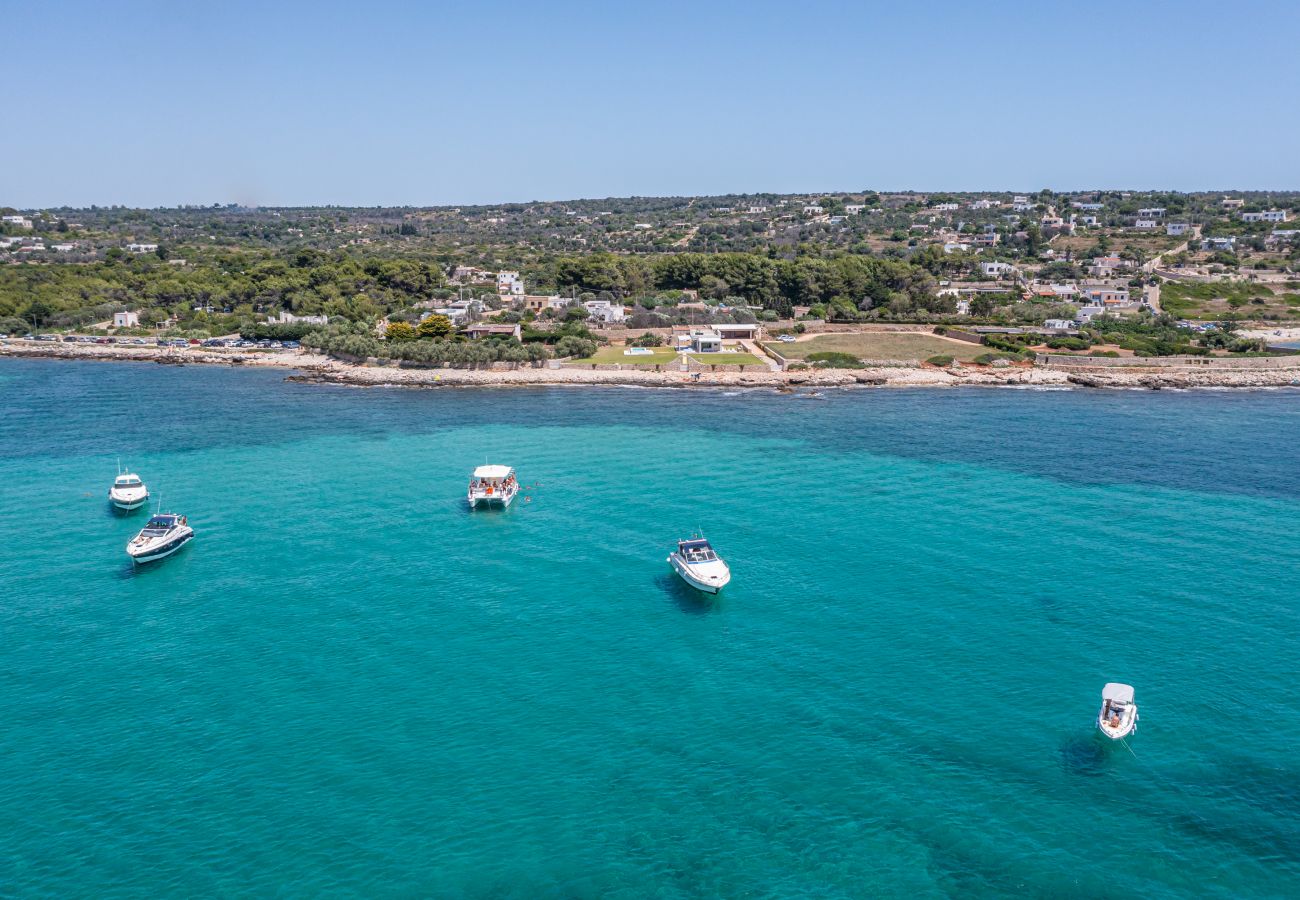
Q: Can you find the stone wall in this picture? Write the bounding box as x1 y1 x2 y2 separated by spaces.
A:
1037 353 1300 370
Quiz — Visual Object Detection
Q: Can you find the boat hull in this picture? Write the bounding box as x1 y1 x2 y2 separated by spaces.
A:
128 530 193 564
468 489 517 509
668 555 729 594
110 492 149 511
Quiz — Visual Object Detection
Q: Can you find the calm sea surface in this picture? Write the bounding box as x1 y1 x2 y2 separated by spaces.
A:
2 359 1299 897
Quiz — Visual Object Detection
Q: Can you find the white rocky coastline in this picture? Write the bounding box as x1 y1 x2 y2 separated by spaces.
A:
4 341 1300 391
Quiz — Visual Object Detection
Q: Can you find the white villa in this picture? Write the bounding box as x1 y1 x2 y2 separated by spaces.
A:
1241 210 1290 223
497 271 525 296
113 311 140 328
583 299 627 324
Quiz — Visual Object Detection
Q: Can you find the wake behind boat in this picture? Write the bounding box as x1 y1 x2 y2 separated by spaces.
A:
667 536 731 594
468 465 519 509
1097 683 1139 741
108 468 149 511
126 512 194 564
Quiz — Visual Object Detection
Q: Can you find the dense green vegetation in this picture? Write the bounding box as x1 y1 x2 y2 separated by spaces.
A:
0 251 447 333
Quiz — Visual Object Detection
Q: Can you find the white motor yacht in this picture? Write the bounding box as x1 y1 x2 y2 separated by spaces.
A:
1097 683 1139 741
467 465 519 509
126 512 194 564
667 536 731 594
108 470 149 511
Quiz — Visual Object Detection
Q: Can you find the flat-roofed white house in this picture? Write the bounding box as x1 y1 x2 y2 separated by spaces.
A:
496 271 525 296
1044 319 1076 331
712 323 762 341
1202 236 1237 251
1081 286 1131 306
113 311 140 328
1166 222 1192 236
1134 219 1158 229
1137 207 1166 218
583 299 626 324
268 310 329 326
802 204 824 215
127 243 159 253
980 261 1015 277
1241 210 1290 223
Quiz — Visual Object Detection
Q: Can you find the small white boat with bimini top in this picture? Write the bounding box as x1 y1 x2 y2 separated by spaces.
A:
1097 683 1139 741
467 465 519 509
126 512 194 564
667 536 731 594
108 466 149 511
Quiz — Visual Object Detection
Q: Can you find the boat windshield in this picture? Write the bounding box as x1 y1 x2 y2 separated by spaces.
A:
115 478 141 487
144 515 177 530
679 540 717 562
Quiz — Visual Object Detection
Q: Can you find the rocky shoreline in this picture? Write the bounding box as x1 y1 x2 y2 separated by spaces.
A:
4 342 1300 391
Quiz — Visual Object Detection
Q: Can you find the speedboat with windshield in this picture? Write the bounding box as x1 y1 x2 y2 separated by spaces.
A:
667 536 731 594
1097 683 1139 741
467 465 519 509
126 512 194 564
108 468 149 511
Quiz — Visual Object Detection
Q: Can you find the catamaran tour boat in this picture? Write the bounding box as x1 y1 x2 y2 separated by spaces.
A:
467 465 519 509
667 536 731 594
108 469 149 511
126 512 194 564
1097 683 1139 741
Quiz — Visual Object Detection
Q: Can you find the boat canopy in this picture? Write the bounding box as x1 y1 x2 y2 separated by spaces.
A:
1102 683 1135 703
473 465 513 480
679 538 712 550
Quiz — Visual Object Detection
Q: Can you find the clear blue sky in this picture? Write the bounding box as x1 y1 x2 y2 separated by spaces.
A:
3 0 1297 208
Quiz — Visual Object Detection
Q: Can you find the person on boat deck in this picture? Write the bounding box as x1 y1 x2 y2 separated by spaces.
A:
1109 712 1121 727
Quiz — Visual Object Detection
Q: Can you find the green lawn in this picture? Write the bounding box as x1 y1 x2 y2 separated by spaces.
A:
573 347 770 367
573 347 681 366
766 332 985 362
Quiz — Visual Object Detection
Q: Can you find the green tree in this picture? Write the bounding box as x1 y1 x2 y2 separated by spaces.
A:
385 321 417 341
416 314 453 339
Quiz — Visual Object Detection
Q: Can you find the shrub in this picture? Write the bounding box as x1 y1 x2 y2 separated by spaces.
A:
805 351 864 369
925 354 954 367
632 332 663 347
1089 350 1120 357
1046 337 1090 351
555 335 597 359
933 325 948 335
974 351 1024 365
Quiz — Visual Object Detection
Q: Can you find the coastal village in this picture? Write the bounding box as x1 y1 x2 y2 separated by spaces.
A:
2 191 1299 387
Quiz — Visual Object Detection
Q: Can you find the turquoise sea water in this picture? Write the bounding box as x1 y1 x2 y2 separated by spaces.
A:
2 358 1299 897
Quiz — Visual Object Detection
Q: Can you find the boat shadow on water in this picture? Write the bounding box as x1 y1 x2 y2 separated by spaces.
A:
1059 730 1123 777
655 572 724 616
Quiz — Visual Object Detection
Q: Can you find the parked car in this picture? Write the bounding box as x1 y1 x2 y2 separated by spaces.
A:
283 341 301 349
778 334 796 343
63 336 78 343
187 338 202 345
80 336 96 343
